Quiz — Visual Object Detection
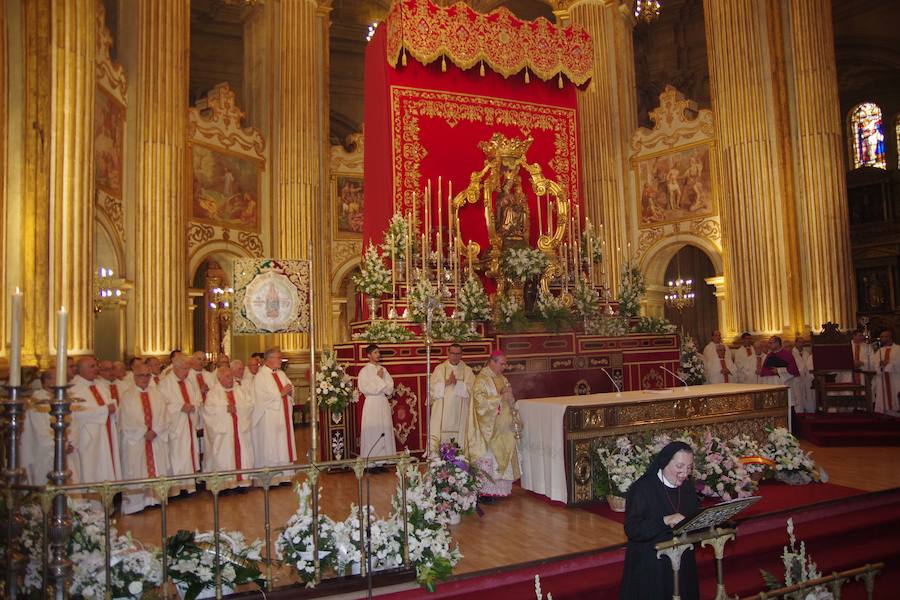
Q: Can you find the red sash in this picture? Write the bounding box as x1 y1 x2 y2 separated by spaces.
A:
719 359 729 383
109 383 120 405
196 373 208 403
272 372 296 461
177 380 198 471
140 391 157 478
883 347 894 411
88 385 118 478
853 345 862 385
153 375 160 386
745 347 753 357
226 390 243 480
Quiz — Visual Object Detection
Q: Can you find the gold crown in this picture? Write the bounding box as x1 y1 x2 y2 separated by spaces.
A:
479 133 533 161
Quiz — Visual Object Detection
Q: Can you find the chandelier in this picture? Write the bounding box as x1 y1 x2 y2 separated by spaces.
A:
665 277 694 310
94 267 125 314
208 286 234 327
634 0 661 23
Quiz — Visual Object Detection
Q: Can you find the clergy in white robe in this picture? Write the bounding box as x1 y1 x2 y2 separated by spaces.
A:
702 331 732 384
706 344 737 385
242 355 261 390
203 367 254 488
69 357 120 484
837 331 874 389
119 364 170 514
21 371 56 485
158 355 201 494
252 347 297 473
791 339 815 413
190 352 215 403
466 351 520 498
357 344 397 463
732 333 758 384
428 344 475 452
145 357 164 388
874 330 900 415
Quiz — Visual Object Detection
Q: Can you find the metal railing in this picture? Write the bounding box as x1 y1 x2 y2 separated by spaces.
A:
741 563 884 600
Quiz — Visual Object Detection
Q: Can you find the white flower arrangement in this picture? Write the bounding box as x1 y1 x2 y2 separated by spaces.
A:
762 428 824 485
596 437 652 496
760 519 833 599
617 258 646 319
276 481 338 586
536 290 571 332
572 276 600 318
501 246 548 281
381 212 414 260
633 316 677 334
433 315 480 342
692 430 755 501
729 434 769 477
493 293 526 332
167 529 264 600
316 350 357 415
679 335 706 385
392 466 462 592
407 270 443 323
353 243 392 298
456 276 490 322
585 314 630 337
353 319 415 343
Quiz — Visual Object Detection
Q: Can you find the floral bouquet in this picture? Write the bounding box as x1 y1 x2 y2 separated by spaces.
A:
427 442 484 520
334 506 405 576
108 534 164 599
536 291 571 332
585 313 630 337
353 243 392 299
760 518 833 599
276 481 337 585
729 434 774 480
679 335 706 385
633 316 676 334
572 276 600 319
456 276 490 322
493 294 527 332
407 270 439 323
353 319 415 343
580 229 604 266
381 212 415 260
167 529 265 600
433 315 480 342
596 436 652 498
501 246 548 281
392 466 462 591
692 431 755 501
617 258 646 319
316 350 357 415
763 428 825 485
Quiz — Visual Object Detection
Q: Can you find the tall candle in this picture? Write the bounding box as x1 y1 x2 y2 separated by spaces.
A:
9 288 22 386
589 234 596 286
563 242 569 283
466 243 473 278
437 177 443 286
390 237 397 313
406 212 412 286
422 233 427 275
425 181 431 277
55 306 67 386
567 198 574 253
537 194 543 237
575 240 582 278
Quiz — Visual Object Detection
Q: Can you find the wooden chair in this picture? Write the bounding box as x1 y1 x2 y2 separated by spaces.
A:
810 322 875 413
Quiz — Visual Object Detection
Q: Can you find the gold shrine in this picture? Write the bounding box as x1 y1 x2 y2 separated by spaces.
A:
450 133 573 302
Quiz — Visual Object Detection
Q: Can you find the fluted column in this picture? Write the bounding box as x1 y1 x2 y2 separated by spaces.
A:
47 0 97 357
0 0 7 368
568 0 636 296
133 0 188 356
704 0 796 335
274 0 329 353
786 0 855 329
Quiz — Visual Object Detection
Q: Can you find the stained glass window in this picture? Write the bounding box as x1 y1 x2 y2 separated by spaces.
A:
849 102 886 170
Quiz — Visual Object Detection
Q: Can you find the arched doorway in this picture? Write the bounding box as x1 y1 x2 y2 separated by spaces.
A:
663 245 718 346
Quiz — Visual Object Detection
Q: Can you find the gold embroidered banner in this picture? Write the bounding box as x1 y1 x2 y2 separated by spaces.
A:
232 258 311 334
385 0 593 86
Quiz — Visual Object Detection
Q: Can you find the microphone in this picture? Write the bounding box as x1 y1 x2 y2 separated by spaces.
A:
363 432 385 599
660 365 689 388
600 367 622 396
364 432 386 470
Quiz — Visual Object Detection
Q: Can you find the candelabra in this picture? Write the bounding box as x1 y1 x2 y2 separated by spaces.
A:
634 0 662 23
93 267 125 314
665 278 695 311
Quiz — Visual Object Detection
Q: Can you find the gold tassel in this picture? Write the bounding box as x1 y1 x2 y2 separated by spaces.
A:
558 72 563 89
480 60 485 77
524 68 530 84
402 48 407 66
442 55 447 72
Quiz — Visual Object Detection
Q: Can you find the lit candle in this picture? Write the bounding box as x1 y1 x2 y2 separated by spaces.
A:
55 306 67 386
390 235 397 314
9 287 22 386
406 212 412 287
421 233 427 275
575 240 582 278
466 243 474 278
437 177 443 286
567 198 574 254
589 233 596 286
563 242 569 283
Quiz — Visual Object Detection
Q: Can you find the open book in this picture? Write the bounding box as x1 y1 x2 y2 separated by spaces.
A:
673 495 761 535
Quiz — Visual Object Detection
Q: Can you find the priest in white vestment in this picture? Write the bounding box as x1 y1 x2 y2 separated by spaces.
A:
98 360 123 406
203 367 254 489
791 338 815 413
158 355 201 494
69 357 120 484
146 357 163 388
119 364 170 514
21 371 58 485
706 344 737 384
190 352 215 403
466 351 520 499
242 355 261 389
357 344 396 464
252 347 297 473
429 343 475 452
838 331 874 389
732 333 758 384
874 330 900 415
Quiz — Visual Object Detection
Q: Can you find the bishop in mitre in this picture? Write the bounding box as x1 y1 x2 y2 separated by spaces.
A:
467 351 520 499
203 366 255 489
429 343 475 453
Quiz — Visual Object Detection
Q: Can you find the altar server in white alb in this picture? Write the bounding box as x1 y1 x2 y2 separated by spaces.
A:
357 344 396 462
791 338 815 413
69 356 120 484
21 370 59 485
429 343 475 452
119 363 170 514
874 329 900 415
203 367 255 488
732 333 758 384
158 355 201 494
252 347 297 470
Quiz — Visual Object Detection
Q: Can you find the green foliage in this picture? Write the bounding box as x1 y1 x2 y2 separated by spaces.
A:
501 246 548 281
536 291 572 333
433 315 480 341
456 276 490 322
617 258 646 319
354 320 415 343
633 316 676 334
353 243 392 298
572 276 600 318
493 295 528 332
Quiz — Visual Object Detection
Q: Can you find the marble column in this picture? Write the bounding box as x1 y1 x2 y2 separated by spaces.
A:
785 0 855 329
274 0 329 353
133 0 188 356
704 0 797 335
568 0 636 297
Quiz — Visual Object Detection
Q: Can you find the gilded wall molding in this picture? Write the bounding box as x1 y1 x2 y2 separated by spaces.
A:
188 83 265 159
95 2 127 104
631 85 714 154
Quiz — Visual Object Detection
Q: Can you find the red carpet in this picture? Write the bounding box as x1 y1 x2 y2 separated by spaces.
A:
580 481 864 523
378 486 900 600
796 413 900 446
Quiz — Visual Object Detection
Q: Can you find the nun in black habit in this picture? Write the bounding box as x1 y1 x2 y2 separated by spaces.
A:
619 441 701 600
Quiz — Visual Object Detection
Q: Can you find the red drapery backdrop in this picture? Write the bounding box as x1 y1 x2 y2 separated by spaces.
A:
363 20 583 284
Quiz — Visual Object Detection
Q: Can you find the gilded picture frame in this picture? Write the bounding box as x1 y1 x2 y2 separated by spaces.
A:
188 142 263 233
333 173 365 239
634 141 716 229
